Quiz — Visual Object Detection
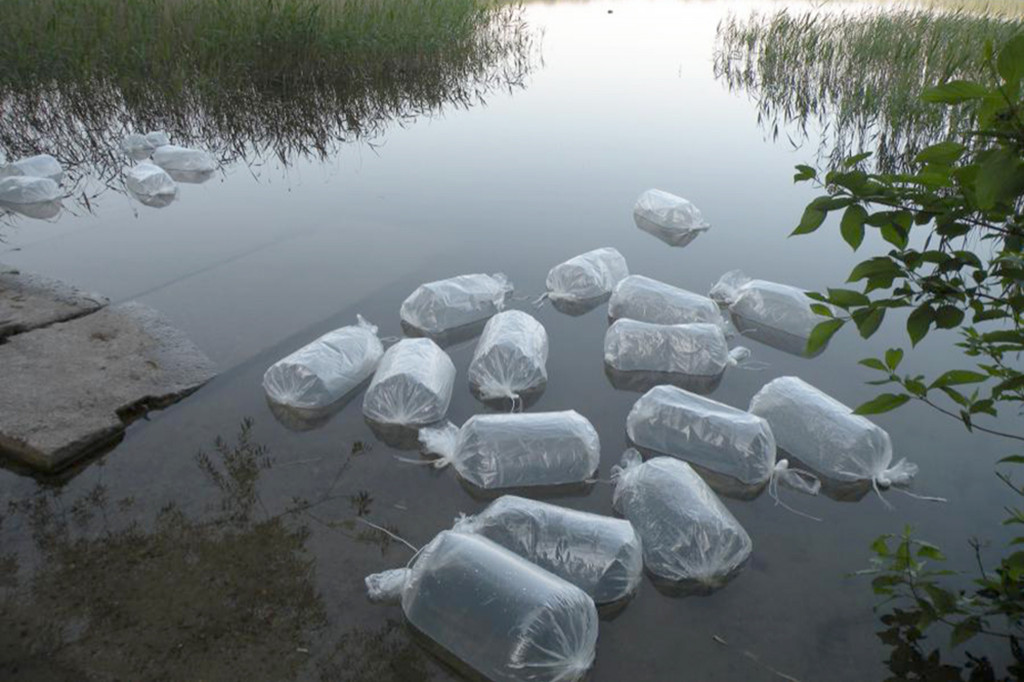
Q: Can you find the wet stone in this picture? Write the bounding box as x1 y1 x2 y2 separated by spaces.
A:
0 302 216 472
0 265 108 341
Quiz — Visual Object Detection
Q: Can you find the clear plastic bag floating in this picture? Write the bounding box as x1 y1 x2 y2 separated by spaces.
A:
468 310 548 402
710 270 832 356
0 177 61 205
0 154 63 182
124 163 177 198
151 145 217 173
545 247 629 304
604 319 749 377
632 189 710 247
418 411 601 490
362 338 455 426
263 315 383 410
626 385 776 487
400 273 513 335
121 131 171 159
611 450 752 587
453 495 643 604
365 530 598 682
609 275 724 327
749 376 917 491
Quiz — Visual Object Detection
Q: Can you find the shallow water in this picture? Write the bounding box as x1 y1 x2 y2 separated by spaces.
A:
0 1 1017 680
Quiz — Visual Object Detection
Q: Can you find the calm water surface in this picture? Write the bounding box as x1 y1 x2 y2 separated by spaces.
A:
0 1 1015 680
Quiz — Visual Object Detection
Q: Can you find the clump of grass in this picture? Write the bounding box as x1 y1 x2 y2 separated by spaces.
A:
714 7 1024 170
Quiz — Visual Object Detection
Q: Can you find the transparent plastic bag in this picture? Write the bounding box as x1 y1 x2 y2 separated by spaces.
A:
632 189 710 247
400 273 513 335
604 319 749 376
710 270 830 350
0 177 61 204
545 247 629 303
453 495 642 604
263 315 383 410
121 131 170 159
363 338 455 426
626 385 776 487
0 154 63 182
749 376 916 488
419 411 601 489
365 530 598 682
609 275 724 327
611 450 752 586
124 163 177 198
151 145 217 173
468 310 548 401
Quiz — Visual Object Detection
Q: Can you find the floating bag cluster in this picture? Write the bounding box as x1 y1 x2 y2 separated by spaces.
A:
365 530 598 682
545 247 629 303
400 273 513 334
453 495 643 604
632 189 710 247
750 376 917 489
0 177 61 205
604 320 749 377
418 411 601 489
626 385 776 487
363 338 455 426
151 145 217 173
263 315 383 410
468 310 548 401
612 450 752 585
609 275 724 327
0 154 63 182
121 131 171 159
124 163 177 198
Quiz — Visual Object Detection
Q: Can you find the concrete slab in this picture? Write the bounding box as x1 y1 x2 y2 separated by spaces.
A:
0 265 108 341
0 302 216 472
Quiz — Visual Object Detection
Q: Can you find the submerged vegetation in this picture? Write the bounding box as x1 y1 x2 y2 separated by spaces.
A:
0 0 535 196
714 7 1024 171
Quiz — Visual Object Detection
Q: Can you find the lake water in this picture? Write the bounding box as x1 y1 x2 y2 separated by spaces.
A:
0 1 1016 680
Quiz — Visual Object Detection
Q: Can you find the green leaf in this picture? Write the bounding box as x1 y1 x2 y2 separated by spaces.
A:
848 258 901 282
859 358 887 371
914 141 967 165
934 306 965 329
842 152 873 168
806 318 844 355
793 164 817 182
854 307 885 338
907 305 934 346
917 543 947 562
810 303 834 318
951 617 982 647
976 147 1021 210
828 288 870 307
930 369 988 388
870 535 891 556
840 205 867 250
997 34 1024 84
791 206 827 236
885 348 904 371
999 455 1024 465
854 393 911 415
921 80 989 104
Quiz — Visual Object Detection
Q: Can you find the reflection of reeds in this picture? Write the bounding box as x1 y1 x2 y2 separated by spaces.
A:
0 0 535 194
714 7 1024 171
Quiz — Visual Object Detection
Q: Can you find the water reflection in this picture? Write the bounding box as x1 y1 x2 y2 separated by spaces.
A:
604 364 724 395
0 200 62 221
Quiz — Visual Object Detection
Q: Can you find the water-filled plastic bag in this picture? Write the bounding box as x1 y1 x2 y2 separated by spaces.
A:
124 163 177 197
604 319 748 376
545 247 628 303
612 450 752 585
400 273 512 335
633 189 710 247
0 177 61 204
151 145 217 173
468 310 548 401
363 338 455 426
0 154 63 182
609 275 724 327
419 411 601 489
365 530 598 682
263 315 383 410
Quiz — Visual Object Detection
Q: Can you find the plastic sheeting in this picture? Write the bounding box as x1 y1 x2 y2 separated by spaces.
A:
124 163 177 198
710 270 830 354
612 450 752 585
545 247 629 303
0 177 61 205
362 338 455 426
151 145 217 173
400 273 513 335
365 530 598 682
633 189 710 247
418 411 601 489
626 385 776 487
609 275 724 327
468 310 548 401
0 154 63 182
604 319 749 376
263 315 383 410
453 495 642 604
749 376 917 487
